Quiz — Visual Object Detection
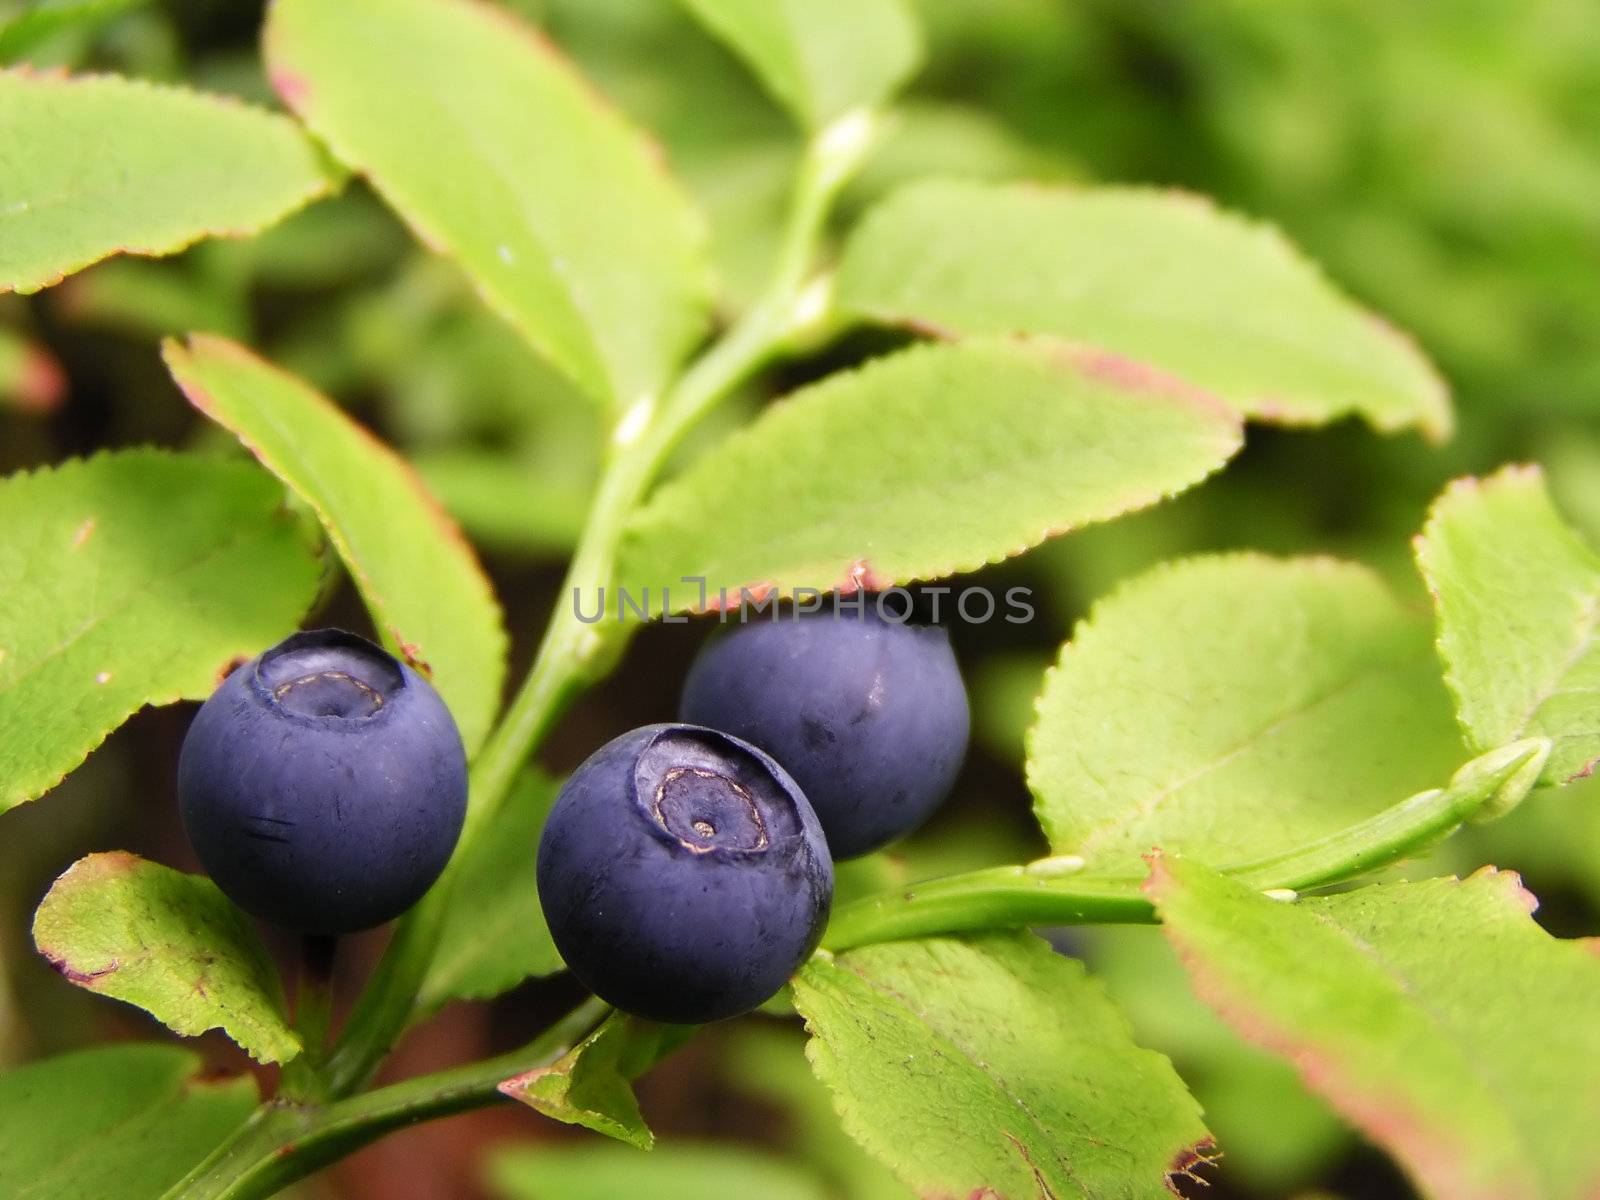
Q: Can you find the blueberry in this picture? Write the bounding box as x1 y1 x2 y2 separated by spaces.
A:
177 628 468 934
536 724 832 1023
680 606 969 859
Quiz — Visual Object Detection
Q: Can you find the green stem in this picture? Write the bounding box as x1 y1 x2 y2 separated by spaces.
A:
825 865 1152 951
1226 737 1549 890
824 739 1551 951
465 106 875 827
278 935 337 1104
320 109 877 1098
164 998 609 1200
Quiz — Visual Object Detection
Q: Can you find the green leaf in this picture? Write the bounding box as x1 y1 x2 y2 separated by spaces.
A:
1416 465 1600 785
1149 858 1600 1200
1027 554 1465 875
265 0 710 409
421 771 564 1009
488 1142 831 1200
836 181 1452 439
0 448 320 812
791 933 1212 1199
31 851 301 1063
0 1043 256 1200
1083 925 1349 1194
674 0 920 131
619 338 1241 612
723 1025 912 1200
499 1013 693 1150
163 334 506 756
0 69 338 294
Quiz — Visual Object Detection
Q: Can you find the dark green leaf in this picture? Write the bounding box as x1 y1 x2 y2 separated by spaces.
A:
422 772 564 1009
0 1043 256 1200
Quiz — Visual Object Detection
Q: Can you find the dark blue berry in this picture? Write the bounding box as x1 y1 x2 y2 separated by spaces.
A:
536 724 833 1023
680 606 969 859
177 628 467 934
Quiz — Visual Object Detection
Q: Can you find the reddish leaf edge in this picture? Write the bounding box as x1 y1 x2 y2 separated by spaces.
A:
161 333 507 724
1144 854 1540 1200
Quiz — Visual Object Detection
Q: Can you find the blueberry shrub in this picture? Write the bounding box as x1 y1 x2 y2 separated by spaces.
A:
2 2 1599 1198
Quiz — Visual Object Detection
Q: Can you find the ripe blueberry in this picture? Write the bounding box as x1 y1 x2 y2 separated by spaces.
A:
536 724 833 1023
680 606 969 859
178 628 468 934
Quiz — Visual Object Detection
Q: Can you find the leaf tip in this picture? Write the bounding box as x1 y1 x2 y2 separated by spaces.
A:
496 1066 546 1100
1465 864 1540 916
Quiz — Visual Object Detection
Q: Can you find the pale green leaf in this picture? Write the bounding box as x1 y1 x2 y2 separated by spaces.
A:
422 771 564 1009
619 338 1241 612
675 0 920 130
836 181 1452 439
0 448 320 812
1149 858 1600 1200
0 1043 256 1200
1416 465 1600 785
791 933 1212 1199
498 1013 693 1150
0 69 338 293
265 0 710 408
163 334 506 756
1027 554 1465 874
489 1142 830 1200
31 851 301 1063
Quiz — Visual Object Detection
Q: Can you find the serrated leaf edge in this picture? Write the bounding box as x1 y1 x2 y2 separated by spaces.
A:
0 446 319 812
31 851 302 1065
627 335 1244 612
837 179 1453 441
793 934 1213 1199
1022 550 1411 852
1147 859 1552 1200
1414 462 1600 785
162 333 507 755
0 66 342 295
263 0 712 409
